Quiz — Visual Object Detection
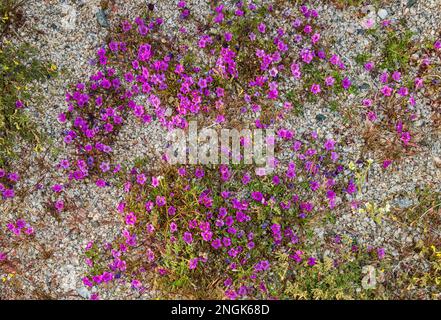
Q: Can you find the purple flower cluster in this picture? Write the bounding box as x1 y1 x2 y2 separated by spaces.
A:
0 169 19 200
6 218 34 236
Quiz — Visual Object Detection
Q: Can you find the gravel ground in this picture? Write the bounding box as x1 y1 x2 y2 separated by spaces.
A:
1 0 440 299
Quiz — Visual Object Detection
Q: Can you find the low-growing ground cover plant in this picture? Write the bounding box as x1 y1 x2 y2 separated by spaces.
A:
0 0 440 301
81 130 391 299
0 0 57 169
58 2 354 187
357 19 441 163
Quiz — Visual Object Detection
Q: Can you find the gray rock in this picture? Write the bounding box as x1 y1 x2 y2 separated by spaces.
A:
407 0 417 8
395 198 413 209
60 4 77 30
77 287 91 299
378 9 388 20
96 9 110 28
359 83 370 91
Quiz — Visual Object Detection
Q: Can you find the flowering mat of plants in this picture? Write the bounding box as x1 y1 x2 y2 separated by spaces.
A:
0 0 440 300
